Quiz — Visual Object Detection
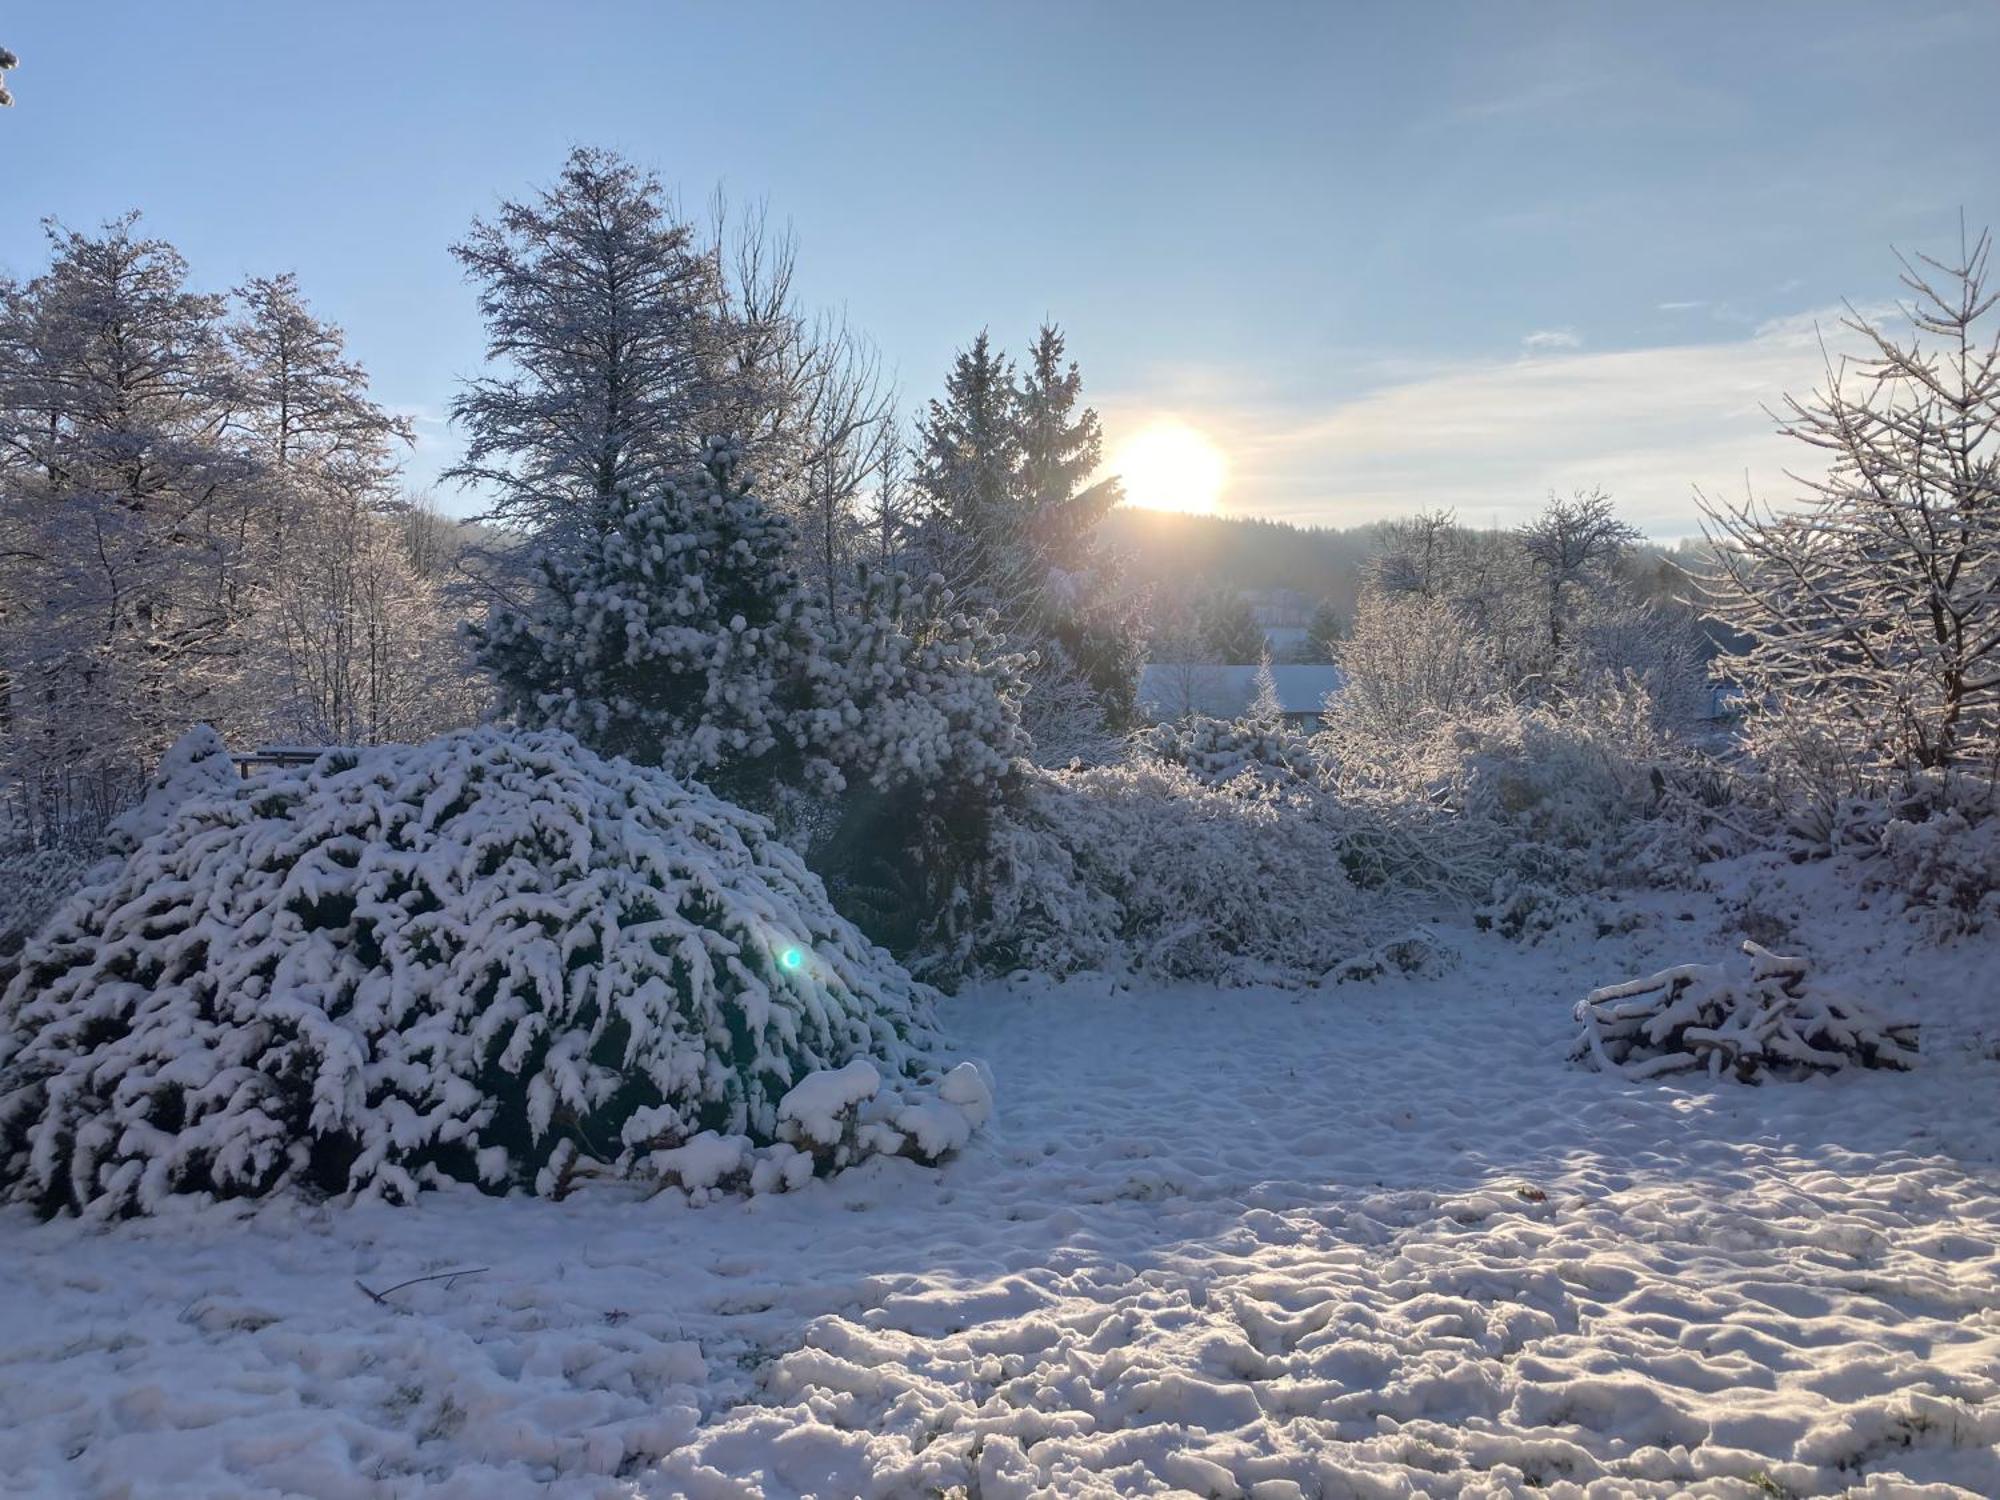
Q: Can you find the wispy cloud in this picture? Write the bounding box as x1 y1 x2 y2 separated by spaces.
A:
1521 328 1581 354
1103 306 1901 538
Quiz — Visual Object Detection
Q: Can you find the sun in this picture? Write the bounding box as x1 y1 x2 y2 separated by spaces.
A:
1113 420 1228 515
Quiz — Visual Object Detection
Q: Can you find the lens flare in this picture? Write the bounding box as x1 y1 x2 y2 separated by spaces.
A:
780 946 804 971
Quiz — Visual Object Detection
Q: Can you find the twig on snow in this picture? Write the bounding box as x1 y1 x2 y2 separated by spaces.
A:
355 1267 490 1305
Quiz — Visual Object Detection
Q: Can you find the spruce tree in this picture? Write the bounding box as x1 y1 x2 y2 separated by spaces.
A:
471 438 803 801
1017 324 1143 731
1199 590 1265 664
915 326 1142 743
914 331 1025 601
1305 600 1345 663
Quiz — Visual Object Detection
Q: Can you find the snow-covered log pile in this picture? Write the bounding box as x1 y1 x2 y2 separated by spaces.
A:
1572 940 1919 1082
0 727 978 1217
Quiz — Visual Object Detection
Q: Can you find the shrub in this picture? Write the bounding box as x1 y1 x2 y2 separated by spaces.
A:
0 727 963 1217
1572 940 1918 1082
944 757 1383 985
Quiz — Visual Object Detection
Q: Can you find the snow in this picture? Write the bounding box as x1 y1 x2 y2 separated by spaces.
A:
775 1059 881 1147
2 857 1998 1496
1136 663 1344 723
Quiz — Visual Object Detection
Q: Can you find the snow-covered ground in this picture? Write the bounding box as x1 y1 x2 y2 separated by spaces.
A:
4 860 1998 1498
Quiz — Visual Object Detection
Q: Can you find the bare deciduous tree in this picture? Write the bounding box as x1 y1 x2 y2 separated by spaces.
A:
1700 228 2000 813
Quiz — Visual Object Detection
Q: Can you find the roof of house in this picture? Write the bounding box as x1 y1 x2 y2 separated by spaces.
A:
1135 663 1345 722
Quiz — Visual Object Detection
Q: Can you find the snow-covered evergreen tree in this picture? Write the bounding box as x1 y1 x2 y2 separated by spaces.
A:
0 45 18 107
1305 598 1344 662
914 326 1140 745
915 332 1025 592
1249 647 1283 727
1198 590 1265 663
1017 324 1144 734
471 438 802 800
797 566 1029 951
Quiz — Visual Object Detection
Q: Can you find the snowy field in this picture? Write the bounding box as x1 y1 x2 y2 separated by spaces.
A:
4 863 1998 1499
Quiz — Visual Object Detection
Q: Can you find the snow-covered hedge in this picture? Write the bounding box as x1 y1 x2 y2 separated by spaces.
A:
1321 673 1737 908
949 758 1384 985
0 727 971 1217
1571 940 1919 1082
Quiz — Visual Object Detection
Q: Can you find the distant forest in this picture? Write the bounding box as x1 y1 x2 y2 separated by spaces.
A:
1104 506 1721 655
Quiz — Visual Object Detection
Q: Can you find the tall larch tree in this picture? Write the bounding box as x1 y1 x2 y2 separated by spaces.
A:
447 147 730 554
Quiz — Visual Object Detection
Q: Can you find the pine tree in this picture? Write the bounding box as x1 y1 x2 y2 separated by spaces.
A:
1198 590 1264 663
0 46 17 108
470 439 803 800
1305 599 1344 663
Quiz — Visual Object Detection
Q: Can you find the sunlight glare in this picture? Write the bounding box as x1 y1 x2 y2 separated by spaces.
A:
1113 421 1228 515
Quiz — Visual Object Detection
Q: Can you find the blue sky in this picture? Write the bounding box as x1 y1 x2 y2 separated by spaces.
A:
3 1 1995 535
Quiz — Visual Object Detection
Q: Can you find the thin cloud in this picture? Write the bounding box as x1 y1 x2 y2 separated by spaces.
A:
1521 328 1582 354
1105 307 1904 538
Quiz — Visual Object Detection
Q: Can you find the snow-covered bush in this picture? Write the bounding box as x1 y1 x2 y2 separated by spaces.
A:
620 1058 993 1205
1875 799 2000 933
102 723 239 855
1571 940 1919 1082
0 727 965 1218
1323 671 1730 907
1138 712 1315 785
1322 926 1459 985
947 758 1383 985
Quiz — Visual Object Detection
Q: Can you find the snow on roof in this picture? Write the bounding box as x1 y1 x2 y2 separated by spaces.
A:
1136 663 1345 721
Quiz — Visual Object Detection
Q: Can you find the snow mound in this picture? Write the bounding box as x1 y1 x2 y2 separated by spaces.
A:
0 727 968 1217
1572 939 1919 1082
634 1059 994 1203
